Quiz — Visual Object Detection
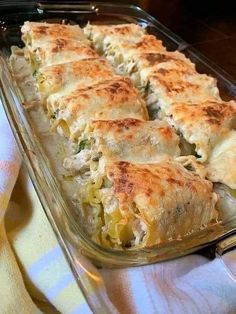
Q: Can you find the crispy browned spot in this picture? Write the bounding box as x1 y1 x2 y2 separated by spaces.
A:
166 177 184 186
71 104 82 115
126 134 134 140
113 162 134 194
202 103 230 125
154 68 169 75
36 26 49 34
79 93 90 100
115 26 134 35
172 101 236 128
92 118 143 134
144 53 171 65
135 35 163 49
158 126 174 140
151 74 196 94
159 189 165 197
50 39 96 55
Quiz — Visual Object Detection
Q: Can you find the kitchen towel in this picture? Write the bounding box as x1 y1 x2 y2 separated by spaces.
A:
0 102 93 314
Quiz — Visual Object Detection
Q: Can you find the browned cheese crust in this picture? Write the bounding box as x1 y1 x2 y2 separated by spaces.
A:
89 118 180 161
37 58 115 100
137 51 195 71
103 160 218 246
169 100 236 161
128 35 165 52
85 23 145 38
22 22 87 46
61 77 148 118
37 38 98 56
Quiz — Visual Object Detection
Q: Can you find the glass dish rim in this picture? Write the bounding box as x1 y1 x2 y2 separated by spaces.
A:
0 1 236 269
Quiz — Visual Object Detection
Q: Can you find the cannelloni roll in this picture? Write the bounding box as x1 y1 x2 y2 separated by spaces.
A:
103 34 166 68
141 68 220 118
51 77 148 139
36 58 115 103
78 158 218 248
83 23 146 53
25 39 99 70
207 130 236 189
167 100 236 162
121 51 196 87
63 118 180 173
22 21 88 49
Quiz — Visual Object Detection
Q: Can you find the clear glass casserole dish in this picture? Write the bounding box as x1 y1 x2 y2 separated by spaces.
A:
1 0 236 278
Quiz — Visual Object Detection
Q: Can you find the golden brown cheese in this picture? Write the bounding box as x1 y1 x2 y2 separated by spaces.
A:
136 51 194 69
87 119 180 161
37 58 115 103
82 159 218 248
52 77 148 139
124 35 165 54
84 23 220 119
63 119 180 173
168 100 236 162
21 21 88 49
84 23 145 53
142 67 220 118
28 39 99 68
123 51 196 86
104 34 166 68
207 130 236 189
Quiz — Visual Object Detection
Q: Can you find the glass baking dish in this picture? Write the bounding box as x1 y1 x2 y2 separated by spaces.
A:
1 0 236 289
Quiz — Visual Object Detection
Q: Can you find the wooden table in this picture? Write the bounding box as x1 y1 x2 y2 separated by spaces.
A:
139 0 236 79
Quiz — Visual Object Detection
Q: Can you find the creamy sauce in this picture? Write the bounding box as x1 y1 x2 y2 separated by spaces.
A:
10 48 88 228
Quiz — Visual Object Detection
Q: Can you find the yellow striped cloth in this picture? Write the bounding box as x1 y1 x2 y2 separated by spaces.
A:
0 103 93 313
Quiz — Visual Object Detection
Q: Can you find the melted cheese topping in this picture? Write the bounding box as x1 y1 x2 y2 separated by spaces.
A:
207 130 236 189
21 21 88 49
52 78 148 139
87 118 180 162
104 34 166 68
14 21 231 250
144 69 220 117
83 23 145 53
81 159 218 248
168 100 236 162
123 51 196 86
63 119 180 174
37 58 115 103
29 39 99 69
84 23 220 121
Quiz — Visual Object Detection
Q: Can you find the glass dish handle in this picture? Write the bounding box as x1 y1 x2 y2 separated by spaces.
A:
216 234 236 256
37 1 98 14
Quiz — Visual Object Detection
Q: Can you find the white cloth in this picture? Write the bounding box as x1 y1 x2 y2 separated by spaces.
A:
102 254 236 313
